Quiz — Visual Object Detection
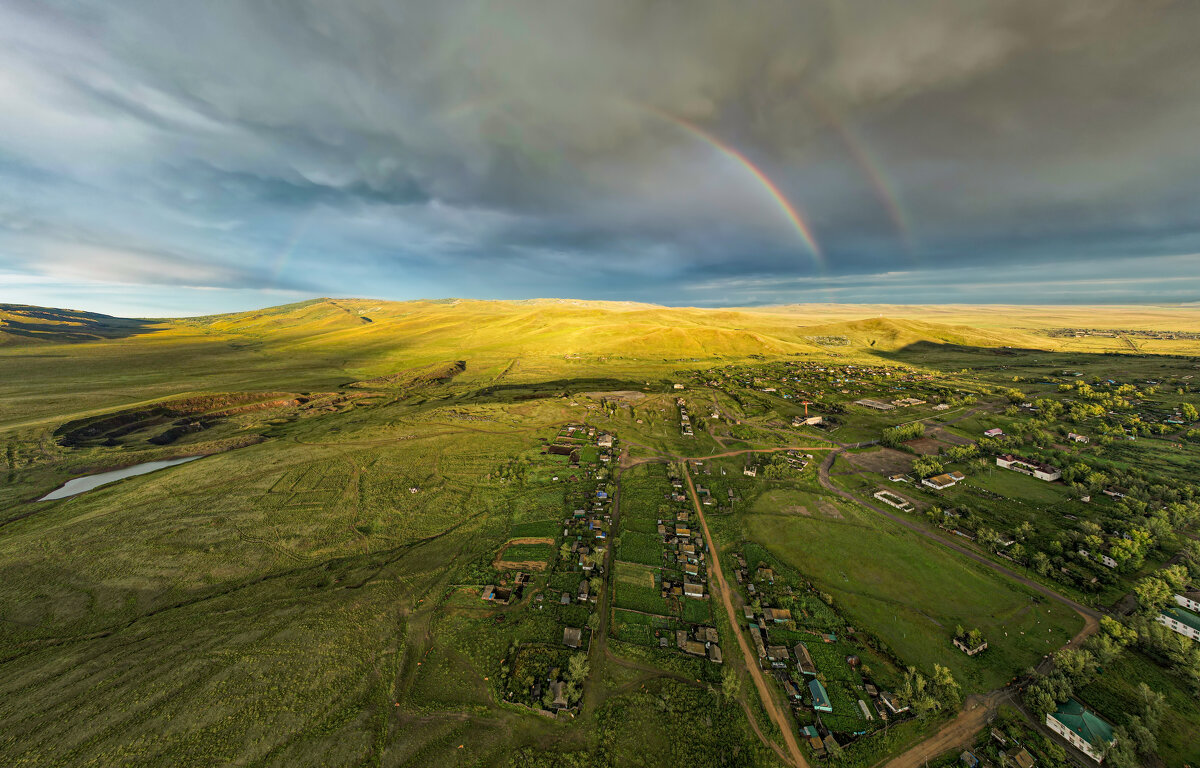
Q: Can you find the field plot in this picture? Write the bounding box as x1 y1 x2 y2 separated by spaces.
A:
744 501 1083 692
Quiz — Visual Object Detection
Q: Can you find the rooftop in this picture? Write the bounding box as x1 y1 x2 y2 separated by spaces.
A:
1049 698 1114 747
1162 604 1200 633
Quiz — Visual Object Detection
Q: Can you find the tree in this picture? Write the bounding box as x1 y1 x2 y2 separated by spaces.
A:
721 668 741 700
826 739 845 761
1104 729 1140 768
1160 564 1189 592
567 652 589 684
1133 576 1172 614
1032 551 1052 576
1183 402 1198 422
911 456 944 478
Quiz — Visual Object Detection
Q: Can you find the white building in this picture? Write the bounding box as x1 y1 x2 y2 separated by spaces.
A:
1176 591 1200 612
996 454 1061 482
1157 604 1200 641
1046 699 1115 763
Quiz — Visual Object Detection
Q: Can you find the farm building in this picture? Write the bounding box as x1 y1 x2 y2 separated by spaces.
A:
996 454 1061 481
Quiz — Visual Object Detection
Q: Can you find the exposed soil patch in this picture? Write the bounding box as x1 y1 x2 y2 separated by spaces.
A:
55 393 302 449
782 505 811 516
817 501 844 519
926 425 976 446
493 537 555 571
902 437 951 455
843 447 914 474
350 360 466 390
583 390 646 402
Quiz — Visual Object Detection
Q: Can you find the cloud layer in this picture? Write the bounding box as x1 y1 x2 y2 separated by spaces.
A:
1 0 1199 314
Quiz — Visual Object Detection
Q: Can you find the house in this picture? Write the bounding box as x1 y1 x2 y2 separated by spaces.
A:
684 639 707 656
960 751 979 768
743 466 757 477
563 626 582 648
783 680 801 700
922 472 964 490
1007 747 1035 768
597 434 613 448
880 691 909 714
1175 590 1200 612
550 679 568 709
984 428 1004 437
683 581 705 599
801 725 820 739
1067 432 1089 444
577 579 590 602
1156 604 1200 640
996 454 1062 481
807 736 826 757
1046 698 1115 763
793 642 817 675
763 607 792 623
808 679 832 712
767 645 790 665
707 644 723 663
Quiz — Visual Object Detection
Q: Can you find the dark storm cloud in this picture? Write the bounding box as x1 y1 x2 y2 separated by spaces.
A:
1 0 1199 312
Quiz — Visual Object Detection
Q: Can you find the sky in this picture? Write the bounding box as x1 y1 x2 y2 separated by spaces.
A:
2 0 1200 317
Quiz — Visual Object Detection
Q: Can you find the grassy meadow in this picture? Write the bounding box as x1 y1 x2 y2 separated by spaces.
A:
3 297 1200 766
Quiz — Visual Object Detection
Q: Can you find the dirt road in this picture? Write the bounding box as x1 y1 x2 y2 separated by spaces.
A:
683 465 809 768
880 691 1011 768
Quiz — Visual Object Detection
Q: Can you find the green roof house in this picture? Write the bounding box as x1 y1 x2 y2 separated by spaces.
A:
1045 698 1114 763
808 679 832 713
1156 604 1200 641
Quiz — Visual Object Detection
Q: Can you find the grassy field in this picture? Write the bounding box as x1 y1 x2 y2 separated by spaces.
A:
743 502 1084 693
3 298 1200 766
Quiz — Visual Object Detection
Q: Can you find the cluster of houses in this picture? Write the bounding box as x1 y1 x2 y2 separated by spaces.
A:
543 423 615 469
481 572 531 605
563 485 613 575
737 559 909 746
672 625 723 663
656 488 711 605
960 730 1037 768
697 361 940 417
677 398 694 438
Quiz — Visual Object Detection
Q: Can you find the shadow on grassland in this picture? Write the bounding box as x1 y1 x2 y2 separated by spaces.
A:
0 304 165 343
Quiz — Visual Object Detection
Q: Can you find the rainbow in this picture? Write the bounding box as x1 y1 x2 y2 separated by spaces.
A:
647 108 823 267
269 211 314 288
806 94 915 256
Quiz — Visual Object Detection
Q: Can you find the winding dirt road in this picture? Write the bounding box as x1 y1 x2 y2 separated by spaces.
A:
683 464 809 768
